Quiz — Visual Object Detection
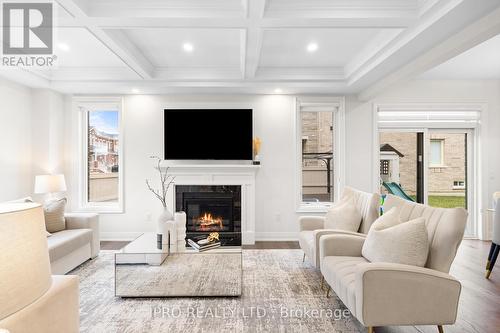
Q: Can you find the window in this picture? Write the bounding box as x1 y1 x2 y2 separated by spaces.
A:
453 180 465 189
296 98 345 211
430 139 444 166
380 160 390 175
301 111 334 203
78 99 123 212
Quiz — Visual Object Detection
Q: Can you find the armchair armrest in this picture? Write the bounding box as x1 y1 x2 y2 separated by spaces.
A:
299 216 325 231
355 262 461 327
319 234 366 259
65 213 100 258
310 230 365 267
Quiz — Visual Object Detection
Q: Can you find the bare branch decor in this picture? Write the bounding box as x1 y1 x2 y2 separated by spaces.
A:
145 156 175 208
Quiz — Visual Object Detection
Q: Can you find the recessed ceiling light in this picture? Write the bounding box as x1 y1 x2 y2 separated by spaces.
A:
274 88 283 94
131 88 140 94
183 43 194 52
307 42 318 53
57 43 70 52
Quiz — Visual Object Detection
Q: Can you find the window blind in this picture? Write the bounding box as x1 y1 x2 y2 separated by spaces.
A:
377 105 481 128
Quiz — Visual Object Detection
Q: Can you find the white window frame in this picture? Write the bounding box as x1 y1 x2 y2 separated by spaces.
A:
373 102 483 238
295 97 345 213
429 139 445 167
76 97 124 213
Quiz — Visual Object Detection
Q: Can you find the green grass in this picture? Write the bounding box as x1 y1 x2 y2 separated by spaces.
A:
409 195 465 208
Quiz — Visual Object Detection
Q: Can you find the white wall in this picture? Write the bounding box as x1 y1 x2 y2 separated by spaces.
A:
345 80 500 239
0 79 67 202
31 89 66 176
0 78 33 201
65 81 500 241
66 95 300 240
3 76 498 241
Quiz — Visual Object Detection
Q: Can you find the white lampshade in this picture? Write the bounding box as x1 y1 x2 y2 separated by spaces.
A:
34 174 67 194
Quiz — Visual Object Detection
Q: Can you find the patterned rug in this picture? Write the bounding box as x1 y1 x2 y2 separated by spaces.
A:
71 250 361 333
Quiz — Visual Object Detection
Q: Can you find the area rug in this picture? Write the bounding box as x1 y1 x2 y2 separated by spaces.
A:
71 249 361 333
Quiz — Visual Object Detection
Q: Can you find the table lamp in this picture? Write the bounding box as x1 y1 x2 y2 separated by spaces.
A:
34 174 67 202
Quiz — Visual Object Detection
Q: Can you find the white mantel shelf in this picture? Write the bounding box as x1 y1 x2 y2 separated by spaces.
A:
164 163 259 245
163 164 260 172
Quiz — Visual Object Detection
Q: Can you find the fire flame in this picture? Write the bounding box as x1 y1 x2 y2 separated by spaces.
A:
197 212 223 231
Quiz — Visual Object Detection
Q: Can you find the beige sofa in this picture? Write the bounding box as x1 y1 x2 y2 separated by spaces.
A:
299 187 380 267
320 194 467 332
49 212 100 274
0 203 79 333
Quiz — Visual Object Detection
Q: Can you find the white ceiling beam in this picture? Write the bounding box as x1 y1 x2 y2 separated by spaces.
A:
50 79 349 89
84 0 245 18
56 0 154 79
256 67 345 81
243 0 266 78
358 3 500 100
57 17 414 29
88 29 154 79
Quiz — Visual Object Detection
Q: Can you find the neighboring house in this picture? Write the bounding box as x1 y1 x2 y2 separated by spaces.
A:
380 132 466 195
88 127 119 173
88 127 119 202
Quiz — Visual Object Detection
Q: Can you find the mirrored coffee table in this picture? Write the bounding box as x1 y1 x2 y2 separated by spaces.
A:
115 233 242 297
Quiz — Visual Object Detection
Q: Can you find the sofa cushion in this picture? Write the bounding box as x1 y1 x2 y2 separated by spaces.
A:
362 208 429 267
324 198 362 232
322 256 369 317
382 194 467 272
43 198 67 233
47 229 92 262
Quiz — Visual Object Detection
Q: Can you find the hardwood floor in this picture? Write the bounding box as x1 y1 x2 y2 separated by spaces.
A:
100 239 499 333
243 241 300 249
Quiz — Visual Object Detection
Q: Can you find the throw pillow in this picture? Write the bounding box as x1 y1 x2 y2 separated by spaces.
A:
361 207 429 267
43 198 67 233
324 198 362 232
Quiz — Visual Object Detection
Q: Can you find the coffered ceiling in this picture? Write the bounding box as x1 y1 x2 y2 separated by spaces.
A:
1 0 500 97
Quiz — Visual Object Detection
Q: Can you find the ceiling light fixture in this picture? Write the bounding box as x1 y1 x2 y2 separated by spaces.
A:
274 88 283 94
131 88 140 94
183 43 194 52
57 43 70 52
307 42 318 53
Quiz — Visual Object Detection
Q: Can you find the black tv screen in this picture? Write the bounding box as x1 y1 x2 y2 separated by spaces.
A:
164 109 253 160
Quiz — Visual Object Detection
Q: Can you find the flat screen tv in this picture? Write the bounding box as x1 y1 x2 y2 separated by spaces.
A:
164 109 253 160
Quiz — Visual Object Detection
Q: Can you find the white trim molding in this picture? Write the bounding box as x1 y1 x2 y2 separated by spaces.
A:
372 102 484 239
164 163 260 245
294 96 346 213
73 96 125 213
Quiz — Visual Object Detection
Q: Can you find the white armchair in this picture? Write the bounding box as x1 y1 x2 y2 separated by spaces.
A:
0 203 79 333
319 194 467 332
299 187 380 267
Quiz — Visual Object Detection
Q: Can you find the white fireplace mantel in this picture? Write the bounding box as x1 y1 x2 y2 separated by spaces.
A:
164 164 260 245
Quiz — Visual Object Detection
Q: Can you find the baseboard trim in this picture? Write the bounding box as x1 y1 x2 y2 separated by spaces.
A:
255 232 299 241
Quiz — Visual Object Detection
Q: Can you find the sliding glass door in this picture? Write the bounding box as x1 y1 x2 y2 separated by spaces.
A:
379 129 475 236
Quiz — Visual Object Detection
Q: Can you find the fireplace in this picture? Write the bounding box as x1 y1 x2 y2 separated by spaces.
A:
175 185 241 246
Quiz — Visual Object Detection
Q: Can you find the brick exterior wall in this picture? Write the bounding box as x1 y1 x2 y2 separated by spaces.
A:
379 132 466 195
301 112 334 200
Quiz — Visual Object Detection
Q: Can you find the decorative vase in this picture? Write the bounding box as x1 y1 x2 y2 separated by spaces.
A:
157 208 174 249
175 212 187 251
159 207 173 223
